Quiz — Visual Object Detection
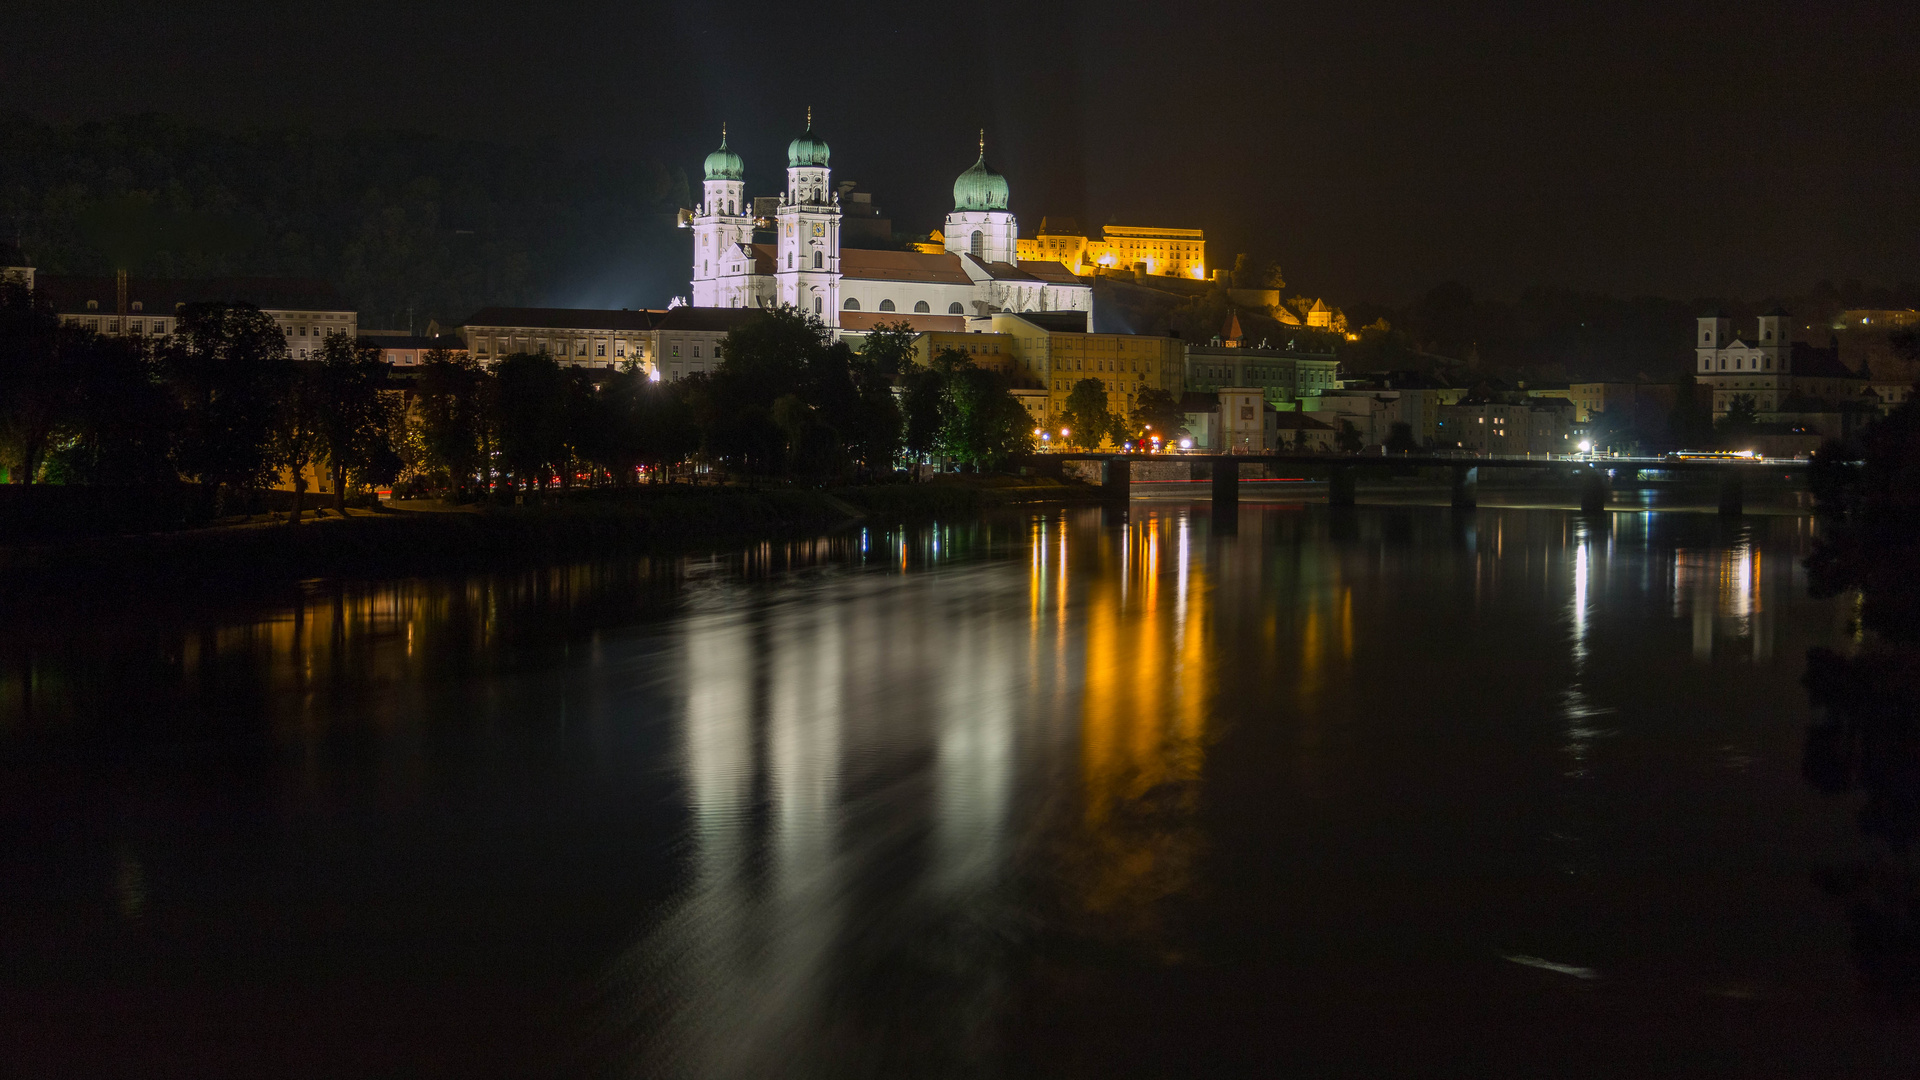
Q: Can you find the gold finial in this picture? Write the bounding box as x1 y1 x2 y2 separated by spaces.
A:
979 128 985 158
806 105 812 130
720 122 727 146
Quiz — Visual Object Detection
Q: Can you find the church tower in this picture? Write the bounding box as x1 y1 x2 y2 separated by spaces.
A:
945 132 1017 265
776 108 840 323
691 127 756 308
1756 307 1791 373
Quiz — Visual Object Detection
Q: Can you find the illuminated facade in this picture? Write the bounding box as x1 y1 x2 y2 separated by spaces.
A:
38 274 356 359
1015 223 1208 279
459 307 662 370
988 312 1180 432
689 120 1091 330
1182 343 1339 405
1695 309 1870 422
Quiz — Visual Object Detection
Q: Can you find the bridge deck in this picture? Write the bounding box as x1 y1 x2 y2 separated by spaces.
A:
1025 453 1806 473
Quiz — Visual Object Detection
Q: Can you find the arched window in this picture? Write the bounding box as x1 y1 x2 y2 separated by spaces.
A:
879 299 896 312
814 297 822 314
949 302 964 315
843 298 861 310
914 300 930 313
970 231 983 257
814 250 823 269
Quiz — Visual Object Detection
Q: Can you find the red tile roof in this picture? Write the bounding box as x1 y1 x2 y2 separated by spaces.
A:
840 248 972 284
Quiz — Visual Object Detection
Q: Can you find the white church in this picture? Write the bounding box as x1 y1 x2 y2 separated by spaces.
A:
688 116 1092 334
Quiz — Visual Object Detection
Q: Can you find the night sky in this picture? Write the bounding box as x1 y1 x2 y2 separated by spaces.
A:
6 0 1917 303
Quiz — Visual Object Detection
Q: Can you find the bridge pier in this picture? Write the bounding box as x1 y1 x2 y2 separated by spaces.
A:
1102 456 1131 502
1719 474 1744 517
1211 459 1239 509
1579 468 1609 515
1450 465 1479 510
1328 465 1356 507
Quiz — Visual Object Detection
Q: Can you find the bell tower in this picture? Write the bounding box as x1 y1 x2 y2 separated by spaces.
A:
692 126 754 309
776 107 841 324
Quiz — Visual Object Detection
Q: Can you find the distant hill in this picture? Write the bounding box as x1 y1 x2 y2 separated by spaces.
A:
0 112 692 330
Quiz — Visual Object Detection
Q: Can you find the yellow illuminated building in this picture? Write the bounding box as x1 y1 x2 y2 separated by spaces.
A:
996 313 1179 441
908 314 1180 442
1015 223 1207 280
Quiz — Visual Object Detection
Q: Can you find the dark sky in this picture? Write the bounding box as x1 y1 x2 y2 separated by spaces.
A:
6 0 1916 304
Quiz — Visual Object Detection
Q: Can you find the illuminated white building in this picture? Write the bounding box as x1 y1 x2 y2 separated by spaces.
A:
688 118 1091 333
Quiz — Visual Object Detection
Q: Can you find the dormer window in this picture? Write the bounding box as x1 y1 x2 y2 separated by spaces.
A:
131 301 143 312
87 300 98 311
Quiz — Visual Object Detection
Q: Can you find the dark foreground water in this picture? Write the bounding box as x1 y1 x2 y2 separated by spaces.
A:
4 503 1917 1078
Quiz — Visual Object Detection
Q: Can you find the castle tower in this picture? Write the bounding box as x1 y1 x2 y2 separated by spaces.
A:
945 131 1017 265
776 108 840 323
691 126 755 308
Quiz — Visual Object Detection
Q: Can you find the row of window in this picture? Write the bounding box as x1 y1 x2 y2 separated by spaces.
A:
1706 356 1775 371
78 316 168 335
843 298 968 314
474 336 635 358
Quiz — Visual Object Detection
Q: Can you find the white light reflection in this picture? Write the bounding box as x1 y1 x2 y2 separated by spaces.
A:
1560 521 1613 781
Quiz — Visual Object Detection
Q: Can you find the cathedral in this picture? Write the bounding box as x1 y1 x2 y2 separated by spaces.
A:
688 115 1092 333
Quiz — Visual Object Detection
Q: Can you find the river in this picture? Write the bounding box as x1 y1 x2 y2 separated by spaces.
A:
3 502 1915 1078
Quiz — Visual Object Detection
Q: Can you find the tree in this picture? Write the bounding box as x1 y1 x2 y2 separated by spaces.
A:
42 332 177 486
858 320 919 379
314 332 390 513
937 365 1035 469
1127 386 1189 445
159 301 295 506
491 351 569 493
1230 254 1284 291
1384 421 1419 454
0 281 80 484
271 361 327 522
411 348 490 497
1717 393 1759 442
1061 378 1119 450
1335 418 1364 453
900 365 948 460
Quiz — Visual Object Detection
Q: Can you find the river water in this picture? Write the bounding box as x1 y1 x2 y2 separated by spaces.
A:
3 502 1917 1078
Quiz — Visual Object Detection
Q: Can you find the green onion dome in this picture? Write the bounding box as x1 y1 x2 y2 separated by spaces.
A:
787 113 830 168
703 128 744 181
953 134 1009 211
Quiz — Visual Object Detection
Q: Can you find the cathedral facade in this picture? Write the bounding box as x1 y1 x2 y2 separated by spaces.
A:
688 118 1091 333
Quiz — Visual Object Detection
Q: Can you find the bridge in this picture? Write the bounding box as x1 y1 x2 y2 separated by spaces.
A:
1018 452 1812 516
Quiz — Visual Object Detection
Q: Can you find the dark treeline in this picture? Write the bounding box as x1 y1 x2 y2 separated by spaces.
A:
0 288 1038 517
1801 371 1920 1001
0 112 691 329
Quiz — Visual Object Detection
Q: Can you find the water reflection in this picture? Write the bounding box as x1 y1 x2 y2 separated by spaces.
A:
2 505 1902 1077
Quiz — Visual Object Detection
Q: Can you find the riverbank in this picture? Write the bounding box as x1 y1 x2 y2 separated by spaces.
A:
0 476 1096 604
